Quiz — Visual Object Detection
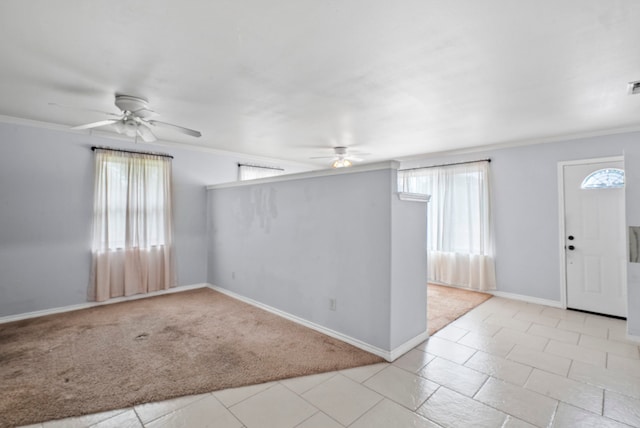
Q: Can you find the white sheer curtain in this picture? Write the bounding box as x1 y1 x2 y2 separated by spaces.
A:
399 161 496 291
90 149 176 302
238 164 284 181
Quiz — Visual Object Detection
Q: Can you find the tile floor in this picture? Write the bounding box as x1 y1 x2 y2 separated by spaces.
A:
20 297 640 428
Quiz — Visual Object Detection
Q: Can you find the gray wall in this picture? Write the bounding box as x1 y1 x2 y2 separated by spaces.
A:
0 122 308 317
401 130 640 335
390 187 428 349
207 165 428 352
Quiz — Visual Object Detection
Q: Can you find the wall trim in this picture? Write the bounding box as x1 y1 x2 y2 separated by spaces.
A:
207 160 401 190
489 290 564 308
0 283 209 324
397 192 431 203
208 284 403 361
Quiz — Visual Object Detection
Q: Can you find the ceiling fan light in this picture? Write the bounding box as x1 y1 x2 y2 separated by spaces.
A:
332 158 352 168
112 121 124 134
123 119 138 137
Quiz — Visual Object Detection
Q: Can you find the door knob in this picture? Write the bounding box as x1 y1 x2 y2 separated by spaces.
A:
568 245 575 251
568 236 575 240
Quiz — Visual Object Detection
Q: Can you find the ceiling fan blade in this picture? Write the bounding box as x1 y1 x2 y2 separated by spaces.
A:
49 102 121 117
309 156 337 159
147 120 201 138
348 157 364 162
137 124 157 143
71 119 120 130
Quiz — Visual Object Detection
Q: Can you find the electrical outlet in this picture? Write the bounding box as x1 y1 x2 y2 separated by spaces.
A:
231 271 235 279
329 298 336 311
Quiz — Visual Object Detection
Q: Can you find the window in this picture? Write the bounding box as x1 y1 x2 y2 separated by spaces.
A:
91 148 175 301
96 153 169 250
398 161 496 291
238 164 284 181
581 168 625 189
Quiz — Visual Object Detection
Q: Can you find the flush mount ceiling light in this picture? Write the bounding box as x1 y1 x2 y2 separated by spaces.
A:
628 80 640 95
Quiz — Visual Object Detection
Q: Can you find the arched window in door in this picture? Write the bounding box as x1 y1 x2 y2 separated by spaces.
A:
580 168 625 189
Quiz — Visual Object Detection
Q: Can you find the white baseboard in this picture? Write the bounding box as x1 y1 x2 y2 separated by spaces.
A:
209 284 413 362
489 290 564 308
0 283 209 324
626 333 640 344
389 331 429 361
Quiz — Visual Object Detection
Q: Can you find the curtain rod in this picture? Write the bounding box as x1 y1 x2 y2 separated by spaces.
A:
399 158 490 172
91 146 174 159
237 163 284 171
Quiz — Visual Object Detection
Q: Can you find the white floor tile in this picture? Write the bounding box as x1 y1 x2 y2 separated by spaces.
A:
524 369 603 414
502 415 537 428
339 362 388 383
457 331 516 358
568 361 640 399
350 399 440 428
416 336 476 364
146 395 241 428
432 324 469 342
484 314 532 332
607 354 640 377
603 390 640 427
364 365 439 410
281 371 336 395
514 311 560 328
42 409 129 428
418 357 487 397
302 374 382 426
528 323 579 344
464 351 532 386
493 328 549 351
557 320 608 339
552 403 630 428
452 317 502 337
540 307 587 323
135 393 207 424
507 344 572 376
475 377 558 427
584 315 627 330
230 384 316 428
579 335 640 360
90 410 142 428
607 324 635 343
510 302 546 315
213 381 277 407
392 349 435 373
544 339 606 367
417 386 507 428
295 412 343 428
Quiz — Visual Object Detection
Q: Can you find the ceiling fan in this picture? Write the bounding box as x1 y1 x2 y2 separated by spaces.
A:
53 95 202 143
310 146 368 168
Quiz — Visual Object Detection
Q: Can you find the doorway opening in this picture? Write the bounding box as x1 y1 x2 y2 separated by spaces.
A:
426 283 492 335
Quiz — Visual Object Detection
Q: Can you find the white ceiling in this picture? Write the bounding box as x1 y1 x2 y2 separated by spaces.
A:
1 0 640 166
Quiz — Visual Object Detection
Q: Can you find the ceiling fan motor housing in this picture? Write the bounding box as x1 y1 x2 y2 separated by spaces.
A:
115 95 148 113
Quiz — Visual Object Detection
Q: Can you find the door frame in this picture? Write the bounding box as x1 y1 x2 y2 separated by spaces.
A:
557 155 625 311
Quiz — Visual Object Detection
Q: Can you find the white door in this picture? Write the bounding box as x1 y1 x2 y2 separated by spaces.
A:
563 160 626 317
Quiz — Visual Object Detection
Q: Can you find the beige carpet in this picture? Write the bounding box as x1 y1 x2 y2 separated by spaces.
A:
427 283 492 335
0 288 383 427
